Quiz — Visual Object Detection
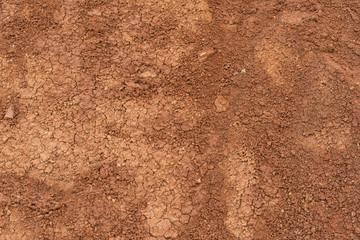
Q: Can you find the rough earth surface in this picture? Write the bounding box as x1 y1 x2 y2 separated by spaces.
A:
1 0 360 239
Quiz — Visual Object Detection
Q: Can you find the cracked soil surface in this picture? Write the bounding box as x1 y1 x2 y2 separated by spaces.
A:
1 0 360 239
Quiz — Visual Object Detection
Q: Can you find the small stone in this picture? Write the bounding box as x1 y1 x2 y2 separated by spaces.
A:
122 32 133 42
241 69 246 74
214 95 229 112
4 106 14 119
5 161 12 168
40 152 50 161
99 167 109 178
140 70 157 78
45 165 53 173
327 43 335 53
198 48 215 61
89 218 96 227
88 9 101 16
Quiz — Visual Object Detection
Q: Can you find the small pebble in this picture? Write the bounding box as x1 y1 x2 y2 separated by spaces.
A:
4 106 14 119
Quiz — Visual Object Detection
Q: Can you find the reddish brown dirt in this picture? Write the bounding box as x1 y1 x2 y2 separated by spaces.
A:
1 0 360 239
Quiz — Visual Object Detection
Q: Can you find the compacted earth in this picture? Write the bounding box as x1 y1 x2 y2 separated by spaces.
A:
0 0 359 239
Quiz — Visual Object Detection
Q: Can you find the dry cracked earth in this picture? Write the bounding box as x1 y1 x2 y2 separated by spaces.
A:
0 0 360 239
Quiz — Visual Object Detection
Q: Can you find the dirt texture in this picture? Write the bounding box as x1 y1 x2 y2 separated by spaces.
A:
1 0 360 239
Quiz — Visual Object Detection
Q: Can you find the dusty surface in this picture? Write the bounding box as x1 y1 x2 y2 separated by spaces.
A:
0 0 360 239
